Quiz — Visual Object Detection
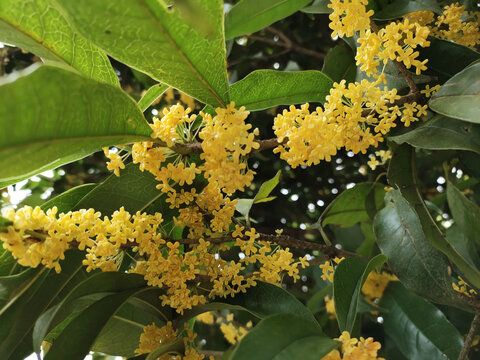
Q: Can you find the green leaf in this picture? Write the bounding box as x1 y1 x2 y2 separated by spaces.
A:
333 254 387 332
0 216 13 233
0 250 87 360
236 171 281 219
386 143 480 292
44 287 146 360
373 190 467 308
224 0 312 40
0 246 18 276
230 70 333 111
322 45 357 83
321 183 386 227
0 65 151 187
429 61 480 123
301 0 331 14
447 182 480 245
229 313 338 360
374 0 442 20
40 184 96 214
138 84 169 112
0 0 118 86
58 0 230 107
418 38 480 83
33 272 147 353
181 281 317 325
446 225 480 272
72 163 172 218
146 336 184 360
0 268 40 309
92 302 163 357
389 115 480 154
381 282 463 360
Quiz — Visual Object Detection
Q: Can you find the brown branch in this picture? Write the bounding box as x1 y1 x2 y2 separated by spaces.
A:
369 19 418 93
458 311 480 360
246 26 325 61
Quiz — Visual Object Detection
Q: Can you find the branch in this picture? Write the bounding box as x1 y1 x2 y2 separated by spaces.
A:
458 311 480 360
369 19 418 93
246 26 325 61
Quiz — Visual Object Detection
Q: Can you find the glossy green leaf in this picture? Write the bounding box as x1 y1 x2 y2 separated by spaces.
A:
0 251 87 359
236 171 281 219
446 225 480 272
373 190 467 308
229 313 338 360
40 184 96 214
333 254 387 332
58 0 230 107
0 0 118 86
301 0 331 14
92 302 163 357
138 84 169 112
0 268 39 309
181 281 317 325
224 0 311 40
0 65 151 187
374 0 441 20
322 45 357 83
33 272 147 353
0 246 18 276
447 182 480 244
418 38 480 83
389 115 480 154
321 183 386 227
230 70 333 111
386 143 480 292
381 282 463 360
429 62 480 123
44 287 145 360
72 163 165 216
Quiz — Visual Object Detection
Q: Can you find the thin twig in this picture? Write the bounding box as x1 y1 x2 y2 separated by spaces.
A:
458 311 480 360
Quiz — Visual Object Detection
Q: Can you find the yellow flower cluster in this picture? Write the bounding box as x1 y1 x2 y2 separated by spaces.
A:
453 276 478 297
361 270 398 302
324 295 336 319
328 0 374 38
135 321 177 357
406 4 480 48
320 257 345 283
322 331 385 360
356 19 430 77
103 147 126 177
219 313 252 345
273 78 426 167
367 149 391 170
150 104 197 147
199 103 259 195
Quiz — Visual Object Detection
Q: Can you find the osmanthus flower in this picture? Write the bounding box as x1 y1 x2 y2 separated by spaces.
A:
322 331 385 360
328 0 374 38
361 270 398 303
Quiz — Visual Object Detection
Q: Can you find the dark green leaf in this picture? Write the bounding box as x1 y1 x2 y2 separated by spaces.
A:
458 151 480 179
381 282 463 360
146 336 184 360
73 163 165 216
0 268 39 310
386 143 480 291
429 62 480 123
0 0 118 86
0 246 18 276
447 182 480 245
418 37 480 83
40 184 96 214
0 65 151 187
301 0 331 14
389 115 480 154
322 45 357 83
181 281 317 325
229 313 338 360
321 183 386 227
230 70 333 111
446 225 480 272
333 254 387 332
33 272 147 352
44 288 145 360
373 190 467 308
224 0 311 40
59 0 230 107
0 251 87 359
138 84 169 112
374 0 441 20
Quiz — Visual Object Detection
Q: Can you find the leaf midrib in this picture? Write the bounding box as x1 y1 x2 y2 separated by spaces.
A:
135 0 226 107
